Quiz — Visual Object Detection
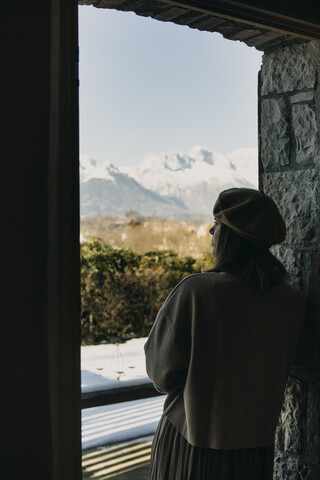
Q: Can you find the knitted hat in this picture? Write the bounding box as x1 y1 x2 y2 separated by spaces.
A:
213 188 286 248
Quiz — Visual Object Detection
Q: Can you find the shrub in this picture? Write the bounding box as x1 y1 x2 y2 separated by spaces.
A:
80 241 214 344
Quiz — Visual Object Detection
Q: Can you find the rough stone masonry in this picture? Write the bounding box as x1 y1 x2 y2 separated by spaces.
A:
259 41 320 479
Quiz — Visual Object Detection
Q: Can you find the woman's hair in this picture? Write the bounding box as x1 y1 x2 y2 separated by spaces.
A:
209 223 287 293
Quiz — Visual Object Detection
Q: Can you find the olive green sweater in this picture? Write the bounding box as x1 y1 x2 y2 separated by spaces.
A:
144 272 305 450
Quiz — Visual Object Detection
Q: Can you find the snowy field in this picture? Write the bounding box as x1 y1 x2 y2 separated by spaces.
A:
81 338 165 449
81 338 150 392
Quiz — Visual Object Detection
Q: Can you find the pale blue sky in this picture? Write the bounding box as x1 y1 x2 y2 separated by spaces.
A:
79 6 263 168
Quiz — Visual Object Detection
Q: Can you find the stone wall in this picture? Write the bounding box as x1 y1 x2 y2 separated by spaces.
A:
259 41 320 479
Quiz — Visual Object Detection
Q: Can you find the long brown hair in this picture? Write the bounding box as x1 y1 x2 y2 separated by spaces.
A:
209 223 287 293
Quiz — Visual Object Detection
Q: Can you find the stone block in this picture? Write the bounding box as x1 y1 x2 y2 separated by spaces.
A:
261 42 318 95
275 377 303 454
262 170 320 245
271 246 304 288
261 98 290 169
274 458 320 480
290 92 314 104
292 104 318 165
306 382 320 465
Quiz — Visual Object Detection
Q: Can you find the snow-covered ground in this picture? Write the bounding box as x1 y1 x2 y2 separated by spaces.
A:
82 337 151 392
82 397 164 450
81 338 165 450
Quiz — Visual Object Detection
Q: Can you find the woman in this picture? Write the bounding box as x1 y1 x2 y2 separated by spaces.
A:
144 188 305 480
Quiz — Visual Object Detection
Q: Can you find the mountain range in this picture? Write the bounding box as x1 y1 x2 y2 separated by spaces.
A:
80 146 258 218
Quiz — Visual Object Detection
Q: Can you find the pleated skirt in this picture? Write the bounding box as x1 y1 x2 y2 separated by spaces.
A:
149 415 274 480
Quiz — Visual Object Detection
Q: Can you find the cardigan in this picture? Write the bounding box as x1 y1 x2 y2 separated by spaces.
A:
144 271 305 450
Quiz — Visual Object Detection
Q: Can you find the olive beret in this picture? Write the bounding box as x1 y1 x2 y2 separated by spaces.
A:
213 188 286 248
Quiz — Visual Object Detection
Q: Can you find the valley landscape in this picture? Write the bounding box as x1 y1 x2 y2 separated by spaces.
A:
80 214 212 258
80 145 258 254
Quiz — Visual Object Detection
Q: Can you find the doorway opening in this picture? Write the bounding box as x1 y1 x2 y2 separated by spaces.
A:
79 5 261 478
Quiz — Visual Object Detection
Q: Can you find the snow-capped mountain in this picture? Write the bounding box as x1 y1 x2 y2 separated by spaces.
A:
80 147 258 218
120 146 258 215
80 155 118 184
80 155 188 217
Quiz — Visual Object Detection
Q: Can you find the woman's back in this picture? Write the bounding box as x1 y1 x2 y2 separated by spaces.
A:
145 271 305 450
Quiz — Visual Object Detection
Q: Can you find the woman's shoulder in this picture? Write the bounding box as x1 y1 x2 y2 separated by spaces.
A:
172 271 228 291
162 272 230 306
159 272 225 322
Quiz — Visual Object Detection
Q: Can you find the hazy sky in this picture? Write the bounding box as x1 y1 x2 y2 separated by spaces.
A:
79 6 263 168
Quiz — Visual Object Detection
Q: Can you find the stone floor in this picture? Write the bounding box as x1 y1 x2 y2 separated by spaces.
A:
82 437 152 480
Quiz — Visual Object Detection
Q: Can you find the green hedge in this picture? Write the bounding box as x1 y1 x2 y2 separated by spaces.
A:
81 241 214 344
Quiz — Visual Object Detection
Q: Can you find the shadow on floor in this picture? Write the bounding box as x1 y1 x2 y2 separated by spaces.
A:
82 437 152 480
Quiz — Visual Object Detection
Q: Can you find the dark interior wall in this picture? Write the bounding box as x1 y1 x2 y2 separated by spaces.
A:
1 1 81 479
2 2 53 477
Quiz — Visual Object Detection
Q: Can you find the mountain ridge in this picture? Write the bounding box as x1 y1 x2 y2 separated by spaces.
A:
80 147 258 218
